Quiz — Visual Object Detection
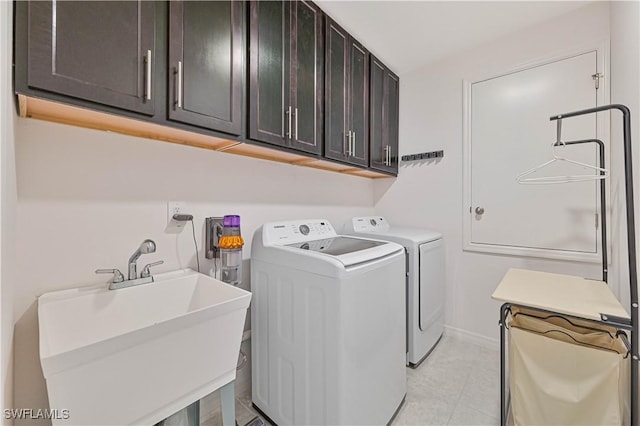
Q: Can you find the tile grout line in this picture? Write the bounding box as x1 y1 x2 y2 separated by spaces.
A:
444 363 474 426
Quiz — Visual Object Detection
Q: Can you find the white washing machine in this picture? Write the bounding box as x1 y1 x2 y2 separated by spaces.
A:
345 216 445 367
251 219 406 425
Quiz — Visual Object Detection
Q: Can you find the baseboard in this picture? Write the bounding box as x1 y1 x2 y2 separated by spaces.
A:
444 325 499 350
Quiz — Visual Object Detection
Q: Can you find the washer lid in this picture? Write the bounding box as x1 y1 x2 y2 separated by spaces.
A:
286 236 386 256
256 219 404 269
283 235 402 267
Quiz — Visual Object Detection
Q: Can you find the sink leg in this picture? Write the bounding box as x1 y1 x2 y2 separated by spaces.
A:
220 380 236 426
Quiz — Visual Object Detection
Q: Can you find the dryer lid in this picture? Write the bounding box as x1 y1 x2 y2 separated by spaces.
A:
373 228 442 244
345 216 442 244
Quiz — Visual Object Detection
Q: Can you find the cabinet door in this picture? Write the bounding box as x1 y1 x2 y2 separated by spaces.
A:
249 0 289 147
385 69 400 173
289 1 323 155
347 40 369 167
169 1 243 135
27 1 156 115
369 56 398 173
324 18 349 162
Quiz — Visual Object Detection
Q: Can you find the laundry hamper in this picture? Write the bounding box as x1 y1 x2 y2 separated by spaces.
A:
508 308 630 425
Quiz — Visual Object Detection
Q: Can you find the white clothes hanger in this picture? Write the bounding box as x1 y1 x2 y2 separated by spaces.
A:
516 119 608 184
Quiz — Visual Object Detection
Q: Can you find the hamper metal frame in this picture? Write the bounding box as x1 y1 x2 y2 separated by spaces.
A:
497 104 637 426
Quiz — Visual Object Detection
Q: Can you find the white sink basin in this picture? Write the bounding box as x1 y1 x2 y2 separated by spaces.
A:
38 269 251 425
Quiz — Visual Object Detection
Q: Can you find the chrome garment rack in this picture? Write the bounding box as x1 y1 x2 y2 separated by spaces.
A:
498 104 637 426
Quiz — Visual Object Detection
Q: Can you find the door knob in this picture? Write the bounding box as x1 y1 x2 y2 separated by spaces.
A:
475 207 485 215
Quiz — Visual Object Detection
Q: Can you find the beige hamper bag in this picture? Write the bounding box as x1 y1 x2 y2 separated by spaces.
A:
509 308 630 425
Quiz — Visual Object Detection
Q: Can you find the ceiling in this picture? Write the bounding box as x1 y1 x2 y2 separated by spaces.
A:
315 1 592 75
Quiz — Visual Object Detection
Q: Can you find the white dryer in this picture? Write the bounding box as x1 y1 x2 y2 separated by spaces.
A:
345 216 445 367
251 219 406 426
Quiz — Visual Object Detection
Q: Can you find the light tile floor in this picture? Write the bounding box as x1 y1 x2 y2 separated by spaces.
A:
392 335 500 425
201 334 500 426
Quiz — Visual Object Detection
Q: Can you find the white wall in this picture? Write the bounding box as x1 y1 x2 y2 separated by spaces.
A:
610 0 640 322
12 119 375 421
1 0 16 422
374 2 611 344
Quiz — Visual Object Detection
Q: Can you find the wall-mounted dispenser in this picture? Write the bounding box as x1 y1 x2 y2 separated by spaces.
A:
205 215 244 286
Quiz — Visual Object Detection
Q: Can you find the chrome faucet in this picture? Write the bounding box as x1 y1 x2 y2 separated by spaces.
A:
96 239 163 290
128 239 156 280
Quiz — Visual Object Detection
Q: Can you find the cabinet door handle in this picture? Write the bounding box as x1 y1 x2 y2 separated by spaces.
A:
145 49 152 101
347 131 353 156
286 106 292 139
344 131 349 155
388 145 392 166
175 61 183 109
294 108 298 140
352 131 356 157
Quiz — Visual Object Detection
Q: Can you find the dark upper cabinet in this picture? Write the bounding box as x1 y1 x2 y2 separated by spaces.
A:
16 0 398 176
291 1 324 153
168 1 244 136
26 1 157 116
324 18 369 167
369 56 399 174
248 1 323 155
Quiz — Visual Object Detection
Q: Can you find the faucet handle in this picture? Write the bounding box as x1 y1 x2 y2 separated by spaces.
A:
95 268 125 283
140 261 164 278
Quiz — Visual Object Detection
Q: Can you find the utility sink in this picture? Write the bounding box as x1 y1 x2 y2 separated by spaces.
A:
38 269 251 425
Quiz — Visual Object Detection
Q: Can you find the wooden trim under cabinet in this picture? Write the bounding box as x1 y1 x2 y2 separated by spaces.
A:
17 95 236 151
16 95 393 179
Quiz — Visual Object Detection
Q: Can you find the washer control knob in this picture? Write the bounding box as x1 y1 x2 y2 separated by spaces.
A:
299 224 310 235
370 219 377 226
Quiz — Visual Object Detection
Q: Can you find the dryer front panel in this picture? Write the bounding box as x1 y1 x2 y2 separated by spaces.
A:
419 238 445 331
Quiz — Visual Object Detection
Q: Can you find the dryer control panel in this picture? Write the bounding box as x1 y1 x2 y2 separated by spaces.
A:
263 219 337 246
349 216 390 232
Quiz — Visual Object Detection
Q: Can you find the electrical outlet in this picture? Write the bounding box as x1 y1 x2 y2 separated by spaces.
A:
167 201 186 226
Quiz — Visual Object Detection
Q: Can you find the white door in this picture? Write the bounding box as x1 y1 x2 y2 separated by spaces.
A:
468 50 604 259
